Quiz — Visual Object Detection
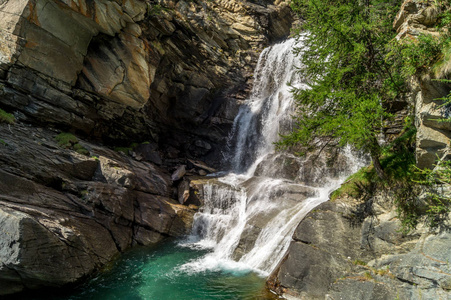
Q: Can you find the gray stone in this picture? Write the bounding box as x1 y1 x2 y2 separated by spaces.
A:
0 123 195 295
171 165 186 181
269 190 451 300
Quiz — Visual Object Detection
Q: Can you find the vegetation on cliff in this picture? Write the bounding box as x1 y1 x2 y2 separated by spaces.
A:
285 0 451 231
281 0 403 179
0 108 15 124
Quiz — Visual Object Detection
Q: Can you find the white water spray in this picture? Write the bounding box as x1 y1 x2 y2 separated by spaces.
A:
179 37 366 276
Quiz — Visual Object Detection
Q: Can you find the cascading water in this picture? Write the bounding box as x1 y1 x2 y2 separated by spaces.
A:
41 37 369 300
179 37 366 277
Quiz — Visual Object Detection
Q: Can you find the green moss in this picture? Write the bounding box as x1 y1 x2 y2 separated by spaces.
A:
0 109 15 125
330 167 373 201
115 147 131 155
75 147 90 156
55 133 78 148
55 133 89 156
353 259 367 266
364 272 373 280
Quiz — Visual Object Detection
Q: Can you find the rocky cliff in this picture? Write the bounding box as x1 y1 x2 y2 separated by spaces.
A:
0 123 195 295
0 0 292 166
0 0 293 295
268 191 451 300
393 0 451 169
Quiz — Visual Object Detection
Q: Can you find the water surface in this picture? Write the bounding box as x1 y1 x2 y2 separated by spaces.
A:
29 240 277 300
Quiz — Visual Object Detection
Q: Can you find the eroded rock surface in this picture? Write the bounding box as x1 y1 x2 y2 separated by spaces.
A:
0 123 195 295
268 193 451 300
0 0 293 166
394 0 451 169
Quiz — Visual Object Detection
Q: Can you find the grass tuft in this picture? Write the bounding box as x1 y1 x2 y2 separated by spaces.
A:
55 133 89 156
0 109 15 124
55 133 78 148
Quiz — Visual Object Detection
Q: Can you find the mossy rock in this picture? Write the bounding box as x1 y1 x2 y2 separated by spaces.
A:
55 133 78 148
55 133 89 156
114 147 132 155
0 109 15 125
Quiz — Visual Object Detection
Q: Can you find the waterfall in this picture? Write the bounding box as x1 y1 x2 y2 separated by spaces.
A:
179 37 366 276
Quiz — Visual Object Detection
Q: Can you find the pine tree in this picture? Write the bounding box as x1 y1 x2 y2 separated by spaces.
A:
282 0 403 179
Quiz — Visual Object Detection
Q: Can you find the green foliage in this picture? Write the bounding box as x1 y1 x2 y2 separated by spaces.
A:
364 272 373 280
55 133 89 156
55 133 78 148
353 259 367 266
438 6 451 29
331 118 422 230
380 118 417 181
0 109 15 124
288 0 451 232
114 147 132 155
149 4 167 15
389 34 450 77
74 143 90 156
415 159 451 229
330 167 374 201
432 79 451 119
283 0 404 177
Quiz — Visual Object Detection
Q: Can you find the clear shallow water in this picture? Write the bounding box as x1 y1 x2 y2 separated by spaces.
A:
25 240 277 300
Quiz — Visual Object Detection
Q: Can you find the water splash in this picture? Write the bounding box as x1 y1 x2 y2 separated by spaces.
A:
179 37 367 276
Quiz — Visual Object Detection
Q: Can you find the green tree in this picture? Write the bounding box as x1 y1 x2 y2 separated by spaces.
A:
282 0 403 179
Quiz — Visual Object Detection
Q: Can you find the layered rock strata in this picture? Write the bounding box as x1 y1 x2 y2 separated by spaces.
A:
0 123 195 295
393 0 451 169
268 193 451 300
0 0 293 166
0 123 227 296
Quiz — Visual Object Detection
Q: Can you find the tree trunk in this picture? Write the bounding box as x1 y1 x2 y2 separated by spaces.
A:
371 153 386 180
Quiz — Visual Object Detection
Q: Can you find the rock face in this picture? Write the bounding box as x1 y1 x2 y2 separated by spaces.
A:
0 0 293 167
268 193 451 300
0 123 195 295
393 0 451 169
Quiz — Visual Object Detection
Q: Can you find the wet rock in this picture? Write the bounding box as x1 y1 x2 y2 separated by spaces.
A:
178 179 190 205
188 159 217 173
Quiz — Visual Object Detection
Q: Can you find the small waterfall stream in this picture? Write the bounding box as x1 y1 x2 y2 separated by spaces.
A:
179 38 366 276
